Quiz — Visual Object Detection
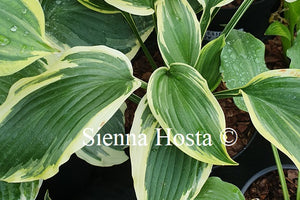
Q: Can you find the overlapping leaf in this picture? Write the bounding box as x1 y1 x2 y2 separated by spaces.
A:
130 97 212 200
220 30 268 111
156 0 201 67
195 177 245 200
198 0 233 37
0 46 141 182
76 108 129 167
0 0 56 76
78 0 119 13
195 35 225 90
241 69 300 169
0 180 42 200
105 0 154 16
287 31 300 69
147 63 236 165
42 0 154 59
0 60 47 105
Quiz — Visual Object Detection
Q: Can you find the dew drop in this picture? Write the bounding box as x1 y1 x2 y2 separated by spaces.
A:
20 45 27 53
56 0 62 4
23 31 29 36
10 25 18 32
0 35 10 46
22 9 27 14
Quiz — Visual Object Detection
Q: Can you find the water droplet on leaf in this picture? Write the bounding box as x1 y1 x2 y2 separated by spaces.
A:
22 9 27 14
10 25 18 32
56 0 62 4
0 35 10 46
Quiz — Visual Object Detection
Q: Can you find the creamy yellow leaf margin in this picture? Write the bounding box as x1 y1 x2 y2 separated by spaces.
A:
0 46 141 182
0 0 57 76
241 69 300 169
105 0 154 16
130 96 212 200
147 63 236 166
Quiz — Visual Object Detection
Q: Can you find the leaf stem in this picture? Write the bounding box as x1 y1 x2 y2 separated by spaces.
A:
129 93 141 104
122 12 158 70
271 144 290 200
140 80 148 89
213 88 241 99
222 0 254 38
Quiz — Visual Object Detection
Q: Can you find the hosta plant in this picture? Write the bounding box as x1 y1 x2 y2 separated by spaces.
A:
266 0 300 68
0 0 299 199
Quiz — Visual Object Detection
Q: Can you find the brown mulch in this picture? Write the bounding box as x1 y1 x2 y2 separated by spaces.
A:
265 36 290 69
244 169 298 200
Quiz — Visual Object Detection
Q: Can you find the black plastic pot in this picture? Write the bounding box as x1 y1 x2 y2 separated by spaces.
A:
211 132 294 189
37 154 137 200
241 164 297 194
204 0 280 42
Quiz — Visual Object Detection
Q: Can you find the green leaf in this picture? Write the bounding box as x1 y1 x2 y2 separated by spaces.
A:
130 96 212 200
220 30 268 111
195 35 225 90
265 21 291 43
285 0 300 33
265 21 292 52
287 30 300 69
240 69 300 170
188 0 203 13
0 180 42 200
156 0 201 67
198 0 233 37
0 60 47 105
105 0 154 16
78 0 119 14
42 0 154 59
0 0 56 76
0 46 141 182
76 107 129 167
195 177 245 200
44 190 52 200
147 63 236 165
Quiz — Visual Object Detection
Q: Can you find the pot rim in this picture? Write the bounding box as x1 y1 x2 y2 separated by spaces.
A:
241 164 298 194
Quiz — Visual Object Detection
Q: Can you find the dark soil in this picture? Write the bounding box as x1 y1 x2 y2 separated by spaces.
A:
244 169 298 200
265 36 290 69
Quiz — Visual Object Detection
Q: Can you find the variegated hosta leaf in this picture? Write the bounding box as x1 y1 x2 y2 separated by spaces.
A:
195 35 225 90
42 0 154 60
220 30 268 111
240 69 300 169
78 0 119 14
287 31 300 69
76 108 129 167
195 177 245 200
0 46 141 182
147 63 236 165
105 0 154 16
0 60 47 105
198 0 233 37
156 0 201 67
0 0 57 76
130 96 212 200
0 180 42 200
